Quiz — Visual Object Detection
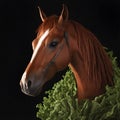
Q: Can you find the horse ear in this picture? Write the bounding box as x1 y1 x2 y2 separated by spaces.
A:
58 4 69 24
38 6 47 22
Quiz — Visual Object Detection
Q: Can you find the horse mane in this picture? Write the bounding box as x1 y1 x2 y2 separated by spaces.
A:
70 21 113 88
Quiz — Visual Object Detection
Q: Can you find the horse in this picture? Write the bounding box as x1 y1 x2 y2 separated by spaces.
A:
20 5 113 101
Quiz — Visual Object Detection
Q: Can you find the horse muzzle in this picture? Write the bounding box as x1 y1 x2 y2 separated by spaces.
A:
20 72 43 96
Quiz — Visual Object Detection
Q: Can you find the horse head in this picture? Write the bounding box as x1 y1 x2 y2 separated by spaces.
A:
20 5 113 100
20 5 71 96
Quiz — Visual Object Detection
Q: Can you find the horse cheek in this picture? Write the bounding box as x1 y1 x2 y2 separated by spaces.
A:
56 48 70 70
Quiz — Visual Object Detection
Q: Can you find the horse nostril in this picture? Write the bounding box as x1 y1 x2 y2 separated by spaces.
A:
27 80 32 88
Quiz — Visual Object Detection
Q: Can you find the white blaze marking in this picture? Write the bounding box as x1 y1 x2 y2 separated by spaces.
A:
30 29 49 63
21 72 27 84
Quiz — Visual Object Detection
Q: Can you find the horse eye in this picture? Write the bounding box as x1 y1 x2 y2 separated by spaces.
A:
49 41 58 48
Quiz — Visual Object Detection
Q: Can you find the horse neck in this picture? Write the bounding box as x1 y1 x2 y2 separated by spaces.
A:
69 52 88 100
67 21 113 100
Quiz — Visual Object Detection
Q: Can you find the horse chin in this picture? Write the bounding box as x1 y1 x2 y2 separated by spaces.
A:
21 85 43 97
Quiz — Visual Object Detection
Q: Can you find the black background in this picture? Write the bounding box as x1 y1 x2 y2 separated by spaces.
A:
1 0 120 119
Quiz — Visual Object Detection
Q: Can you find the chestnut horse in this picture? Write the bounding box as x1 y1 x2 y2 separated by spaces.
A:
20 5 113 101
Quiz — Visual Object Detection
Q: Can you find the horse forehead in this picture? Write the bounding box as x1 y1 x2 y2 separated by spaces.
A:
30 29 50 63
